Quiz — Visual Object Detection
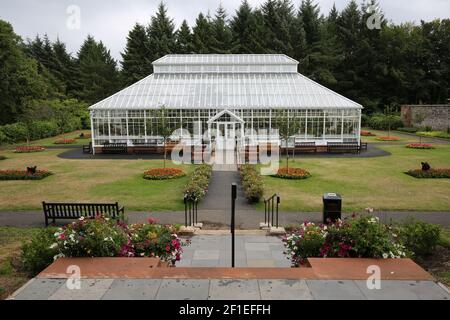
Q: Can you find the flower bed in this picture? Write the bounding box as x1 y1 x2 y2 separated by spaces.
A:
0 155 6 160
240 164 264 203
54 138 76 145
14 146 45 153
21 216 188 275
273 167 311 180
284 215 409 267
361 130 376 137
406 168 450 179
184 164 212 201
143 168 186 180
76 133 92 139
0 169 53 180
376 136 400 141
406 143 435 149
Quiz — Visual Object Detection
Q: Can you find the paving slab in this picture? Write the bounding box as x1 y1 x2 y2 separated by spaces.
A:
247 259 276 267
156 279 210 300
259 280 313 300
193 250 220 260
245 242 271 251
102 279 161 300
209 280 261 300
49 279 114 300
11 279 65 300
354 280 450 300
307 280 366 300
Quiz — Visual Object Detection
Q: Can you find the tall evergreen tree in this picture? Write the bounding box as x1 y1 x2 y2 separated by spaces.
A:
52 38 78 97
192 13 213 53
175 20 194 54
147 2 176 62
210 5 234 53
75 35 120 104
261 0 293 54
230 0 265 53
299 0 321 46
121 23 152 86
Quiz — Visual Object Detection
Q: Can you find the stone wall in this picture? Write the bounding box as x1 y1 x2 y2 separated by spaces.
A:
401 105 450 131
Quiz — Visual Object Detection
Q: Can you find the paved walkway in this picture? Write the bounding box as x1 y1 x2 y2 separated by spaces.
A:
178 235 291 268
9 278 449 300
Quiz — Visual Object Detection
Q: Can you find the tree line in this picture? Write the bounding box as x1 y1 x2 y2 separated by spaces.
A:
1 0 449 128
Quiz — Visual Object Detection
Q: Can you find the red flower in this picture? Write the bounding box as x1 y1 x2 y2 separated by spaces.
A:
166 245 171 252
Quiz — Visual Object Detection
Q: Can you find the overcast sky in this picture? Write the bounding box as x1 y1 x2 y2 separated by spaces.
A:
1 0 449 61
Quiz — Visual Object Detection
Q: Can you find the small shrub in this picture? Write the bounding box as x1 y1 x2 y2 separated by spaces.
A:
0 155 6 161
14 146 45 153
273 167 311 180
54 138 76 145
397 220 441 257
21 227 59 276
0 170 53 180
406 143 435 149
143 168 185 180
406 168 450 179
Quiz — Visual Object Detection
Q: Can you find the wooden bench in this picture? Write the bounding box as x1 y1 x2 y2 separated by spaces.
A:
82 142 92 154
294 142 317 153
102 143 128 154
42 202 125 226
133 143 163 154
327 143 360 154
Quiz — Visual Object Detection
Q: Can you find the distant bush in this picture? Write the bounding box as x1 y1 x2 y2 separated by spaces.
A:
368 113 403 131
397 127 419 133
54 138 76 145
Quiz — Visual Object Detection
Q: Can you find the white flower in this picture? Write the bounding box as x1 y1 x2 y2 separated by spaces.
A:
382 253 388 259
53 253 65 261
79 216 85 221
49 243 58 249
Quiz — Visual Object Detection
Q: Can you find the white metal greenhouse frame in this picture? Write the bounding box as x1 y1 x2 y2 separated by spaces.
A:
89 54 362 153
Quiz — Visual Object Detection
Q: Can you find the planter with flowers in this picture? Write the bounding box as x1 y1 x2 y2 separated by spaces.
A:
0 169 53 180
143 168 186 180
54 138 76 145
273 167 311 180
406 143 435 150
21 216 189 275
361 130 376 137
283 215 410 267
14 146 45 153
406 168 450 179
376 136 400 141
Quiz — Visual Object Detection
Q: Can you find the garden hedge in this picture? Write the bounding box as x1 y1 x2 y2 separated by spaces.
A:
240 165 264 203
406 169 450 179
0 170 53 180
184 164 212 201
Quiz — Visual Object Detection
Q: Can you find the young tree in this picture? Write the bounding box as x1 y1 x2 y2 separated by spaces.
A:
155 106 177 168
275 110 299 170
384 104 398 138
413 112 427 144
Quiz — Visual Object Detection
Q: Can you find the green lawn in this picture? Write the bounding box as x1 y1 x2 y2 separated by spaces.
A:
259 142 450 212
0 147 193 212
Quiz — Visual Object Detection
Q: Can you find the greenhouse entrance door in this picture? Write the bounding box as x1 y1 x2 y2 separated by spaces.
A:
216 122 236 151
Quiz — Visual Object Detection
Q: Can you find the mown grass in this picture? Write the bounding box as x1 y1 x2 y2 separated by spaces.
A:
0 148 193 212
259 143 450 212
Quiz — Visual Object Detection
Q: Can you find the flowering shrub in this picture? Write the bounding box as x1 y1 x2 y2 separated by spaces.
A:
274 167 311 180
376 136 400 141
184 164 212 201
49 216 186 262
14 146 45 153
406 143 435 149
143 168 186 180
361 130 376 137
406 168 450 179
240 165 264 203
283 215 409 266
0 169 52 180
54 139 76 145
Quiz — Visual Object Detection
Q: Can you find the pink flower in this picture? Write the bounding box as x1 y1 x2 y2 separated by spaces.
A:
59 234 66 240
166 245 171 252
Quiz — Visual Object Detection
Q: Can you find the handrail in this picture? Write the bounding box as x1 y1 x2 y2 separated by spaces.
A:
183 196 198 227
263 194 280 228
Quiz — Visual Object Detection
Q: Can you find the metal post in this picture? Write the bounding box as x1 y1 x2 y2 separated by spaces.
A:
276 195 280 228
184 197 187 227
264 200 267 225
271 197 274 227
231 183 237 268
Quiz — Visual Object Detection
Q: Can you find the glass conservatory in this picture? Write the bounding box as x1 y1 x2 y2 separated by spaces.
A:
89 54 362 153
